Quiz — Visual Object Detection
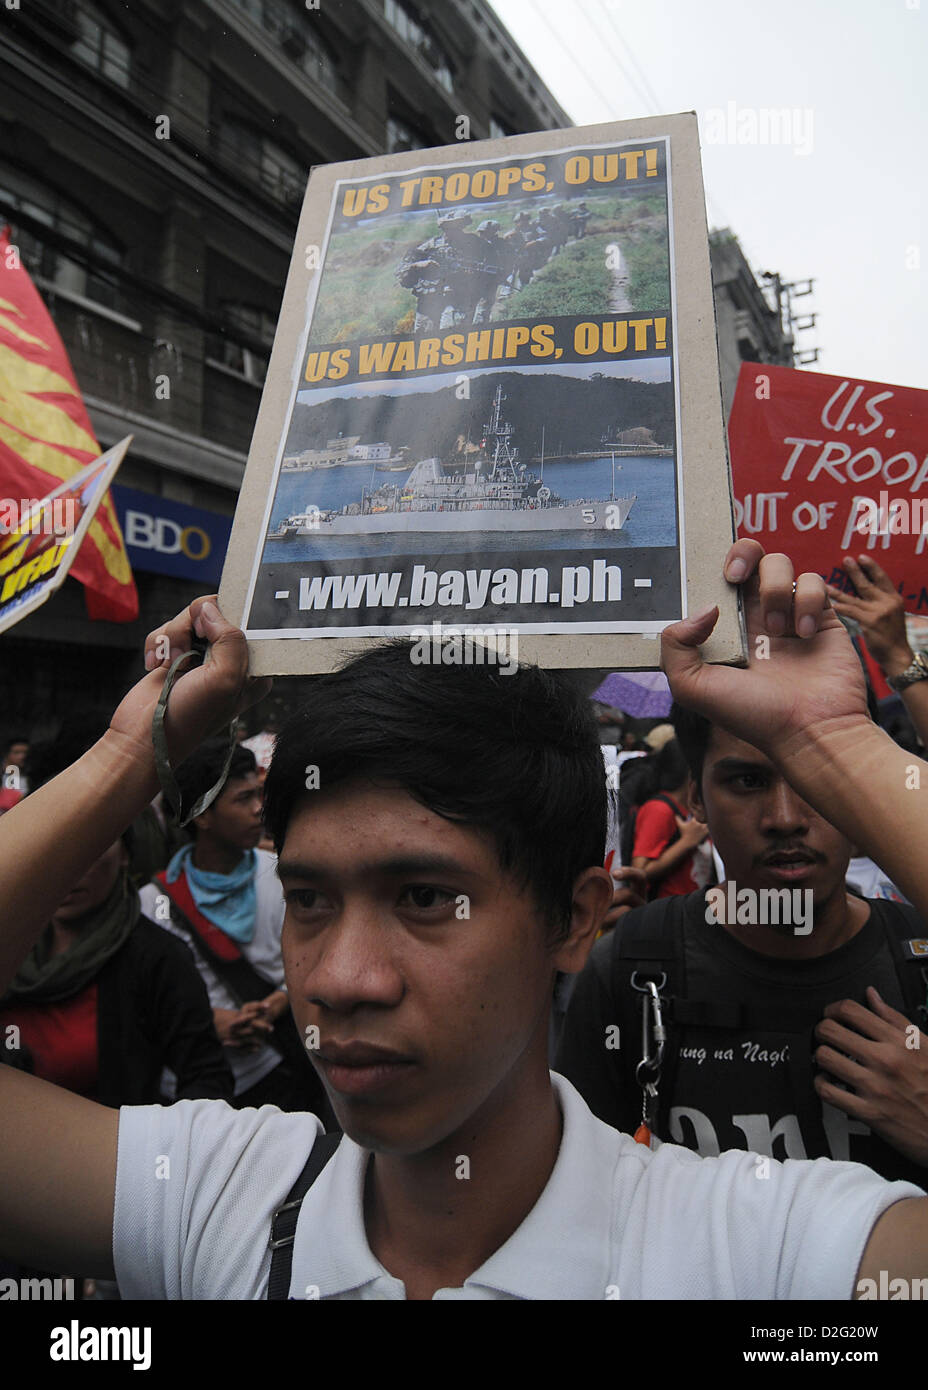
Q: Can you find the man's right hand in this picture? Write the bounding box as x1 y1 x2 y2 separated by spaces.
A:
214 1004 273 1051
661 540 870 763
214 1007 245 1048
107 596 272 775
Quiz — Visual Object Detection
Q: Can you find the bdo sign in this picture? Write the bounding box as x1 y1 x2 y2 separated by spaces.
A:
112 485 231 584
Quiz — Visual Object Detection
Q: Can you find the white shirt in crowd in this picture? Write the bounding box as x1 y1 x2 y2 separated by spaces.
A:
846 856 909 904
139 848 287 1096
112 1071 923 1300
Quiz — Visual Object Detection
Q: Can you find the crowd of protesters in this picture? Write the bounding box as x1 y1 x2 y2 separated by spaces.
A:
0 543 926 1300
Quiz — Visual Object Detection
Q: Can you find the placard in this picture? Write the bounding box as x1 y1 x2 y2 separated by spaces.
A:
220 115 743 673
0 438 131 635
729 363 928 615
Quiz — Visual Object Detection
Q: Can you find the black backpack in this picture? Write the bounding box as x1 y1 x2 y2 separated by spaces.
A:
606 893 928 1149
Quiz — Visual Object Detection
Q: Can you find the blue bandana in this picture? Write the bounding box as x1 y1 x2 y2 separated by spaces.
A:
166 845 258 944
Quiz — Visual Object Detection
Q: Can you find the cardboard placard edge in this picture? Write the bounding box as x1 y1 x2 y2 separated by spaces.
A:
219 114 743 673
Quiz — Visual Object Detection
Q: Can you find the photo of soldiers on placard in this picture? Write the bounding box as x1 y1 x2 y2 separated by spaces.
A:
308 186 668 345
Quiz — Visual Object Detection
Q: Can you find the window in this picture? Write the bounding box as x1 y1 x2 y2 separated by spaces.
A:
383 0 454 92
217 120 307 207
0 167 126 313
228 0 340 95
72 2 131 88
489 116 516 140
386 114 430 154
211 302 277 384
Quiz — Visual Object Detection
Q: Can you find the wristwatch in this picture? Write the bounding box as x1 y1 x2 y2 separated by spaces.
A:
887 649 928 692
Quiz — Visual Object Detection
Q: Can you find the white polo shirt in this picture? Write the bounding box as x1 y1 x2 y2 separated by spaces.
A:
112 1072 923 1299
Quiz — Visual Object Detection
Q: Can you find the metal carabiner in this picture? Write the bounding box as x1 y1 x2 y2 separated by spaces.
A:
630 972 667 1089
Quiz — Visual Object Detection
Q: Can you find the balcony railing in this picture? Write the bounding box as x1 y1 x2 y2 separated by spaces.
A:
43 290 262 456
213 124 308 213
226 0 346 103
383 0 454 92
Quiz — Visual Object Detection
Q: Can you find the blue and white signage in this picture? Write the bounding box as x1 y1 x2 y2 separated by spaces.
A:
113 486 232 585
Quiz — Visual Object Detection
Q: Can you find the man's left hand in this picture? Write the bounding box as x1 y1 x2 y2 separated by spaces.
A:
814 986 928 1166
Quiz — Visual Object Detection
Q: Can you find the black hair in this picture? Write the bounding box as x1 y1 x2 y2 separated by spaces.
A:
263 642 607 943
25 716 110 791
174 739 257 828
3 735 29 752
617 736 690 812
670 701 714 790
881 709 922 756
24 717 135 851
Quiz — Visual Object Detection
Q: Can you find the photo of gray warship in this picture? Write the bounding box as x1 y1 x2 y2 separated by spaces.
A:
269 386 637 538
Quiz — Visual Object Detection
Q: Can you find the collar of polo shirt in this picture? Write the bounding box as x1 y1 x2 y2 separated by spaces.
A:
289 1072 622 1301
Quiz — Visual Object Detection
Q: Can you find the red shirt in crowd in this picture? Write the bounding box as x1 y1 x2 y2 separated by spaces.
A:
0 981 99 1098
632 794 700 898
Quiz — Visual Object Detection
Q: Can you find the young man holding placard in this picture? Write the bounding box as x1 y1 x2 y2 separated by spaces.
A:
0 541 925 1298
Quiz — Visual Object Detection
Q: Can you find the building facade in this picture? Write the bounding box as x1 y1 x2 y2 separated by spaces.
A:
0 0 570 734
1 4 799 739
709 227 797 418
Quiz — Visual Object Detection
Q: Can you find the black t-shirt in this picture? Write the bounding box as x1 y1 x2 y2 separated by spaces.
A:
555 890 928 1189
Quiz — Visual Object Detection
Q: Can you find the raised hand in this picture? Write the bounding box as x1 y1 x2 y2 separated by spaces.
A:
601 866 648 930
826 553 913 678
108 596 272 772
661 539 869 761
660 539 928 927
0 598 271 998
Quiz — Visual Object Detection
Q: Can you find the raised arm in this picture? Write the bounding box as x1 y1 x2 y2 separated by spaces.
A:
826 552 928 751
661 541 928 948
0 597 267 995
663 541 928 1287
0 597 266 1278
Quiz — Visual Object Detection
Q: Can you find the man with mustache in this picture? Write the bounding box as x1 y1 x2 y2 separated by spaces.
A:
556 702 928 1186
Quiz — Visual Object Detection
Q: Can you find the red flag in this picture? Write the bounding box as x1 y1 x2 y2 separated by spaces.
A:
0 227 138 620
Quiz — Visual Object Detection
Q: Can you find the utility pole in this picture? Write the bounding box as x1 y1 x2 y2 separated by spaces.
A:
760 271 820 366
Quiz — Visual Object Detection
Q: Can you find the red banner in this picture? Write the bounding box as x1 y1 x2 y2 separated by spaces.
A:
0 227 137 621
728 363 928 616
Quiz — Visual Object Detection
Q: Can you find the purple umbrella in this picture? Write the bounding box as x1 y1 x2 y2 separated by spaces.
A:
591 670 672 719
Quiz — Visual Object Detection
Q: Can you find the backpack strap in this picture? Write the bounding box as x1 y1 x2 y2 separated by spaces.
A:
154 871 276 1007
155 870 244 962
608 892 821 1143
652 792 685 821
610 893 689 1137
871 902 928 1027
267 1132 342 1300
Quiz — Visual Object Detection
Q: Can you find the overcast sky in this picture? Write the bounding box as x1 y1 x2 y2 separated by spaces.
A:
490 0 926 392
